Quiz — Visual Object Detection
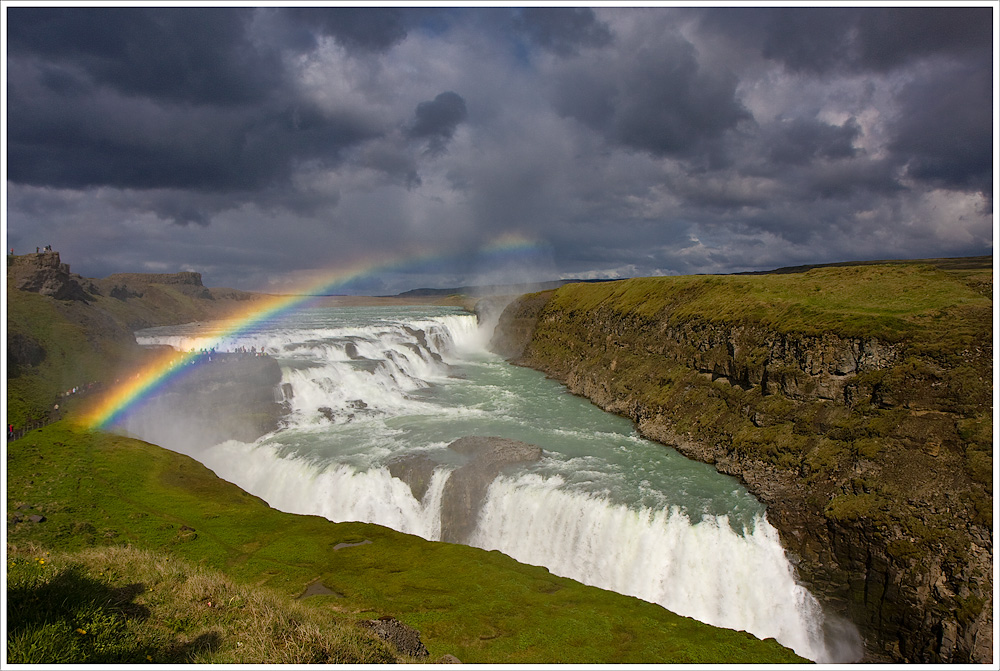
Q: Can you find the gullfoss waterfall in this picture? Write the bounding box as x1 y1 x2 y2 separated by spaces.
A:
113 305 857 662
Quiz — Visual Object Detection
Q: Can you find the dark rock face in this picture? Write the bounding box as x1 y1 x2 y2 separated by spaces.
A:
439 437 543 544
491 292 992 664
488 291 554 360
387 453 441 502
7 252 92 301
100 271 212 299
109 284 144 301
358 616 429 657
387 437 544 543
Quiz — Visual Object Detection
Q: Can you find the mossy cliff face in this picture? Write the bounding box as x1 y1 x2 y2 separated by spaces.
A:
489 263 992 664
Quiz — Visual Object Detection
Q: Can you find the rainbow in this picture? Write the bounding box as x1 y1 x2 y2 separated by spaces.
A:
82 234 546 430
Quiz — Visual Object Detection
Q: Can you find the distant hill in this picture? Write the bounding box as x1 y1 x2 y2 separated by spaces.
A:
738 255 992 275
388 278 619 298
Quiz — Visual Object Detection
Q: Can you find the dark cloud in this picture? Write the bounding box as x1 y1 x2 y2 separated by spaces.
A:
764 117 861 166
5 7 386 219
408 91 468 155
699 7 992 74
3 6 993 291
7 7 280 105
552 30 749 158
6 72 380 197
889 60 993 203
514 7 612 56
280 7 409 53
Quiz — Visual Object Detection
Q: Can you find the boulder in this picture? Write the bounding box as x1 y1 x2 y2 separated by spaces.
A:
439 436 543 543
358 616 429 657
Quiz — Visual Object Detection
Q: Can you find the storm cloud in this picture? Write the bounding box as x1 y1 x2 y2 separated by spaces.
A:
4 5 993 292
408 91 468 155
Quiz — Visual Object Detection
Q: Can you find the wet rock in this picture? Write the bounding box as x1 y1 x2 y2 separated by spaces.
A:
440 436 543 543
358 616 429 657
387 454 440 502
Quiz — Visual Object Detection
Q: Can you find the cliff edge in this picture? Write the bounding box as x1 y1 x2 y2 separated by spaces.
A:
490 260 993 663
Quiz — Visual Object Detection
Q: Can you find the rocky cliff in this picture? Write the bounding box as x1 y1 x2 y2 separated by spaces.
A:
489 262 992 664
7 251 93 301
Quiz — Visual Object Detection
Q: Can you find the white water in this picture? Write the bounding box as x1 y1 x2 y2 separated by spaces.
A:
124 306 860 662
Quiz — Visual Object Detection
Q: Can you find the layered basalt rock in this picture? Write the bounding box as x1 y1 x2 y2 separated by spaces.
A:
99 270 212 300
489 284 992 664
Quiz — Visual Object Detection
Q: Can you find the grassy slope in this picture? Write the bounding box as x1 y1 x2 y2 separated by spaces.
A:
6 422 805 664
5 283 250 427
7 544 401 664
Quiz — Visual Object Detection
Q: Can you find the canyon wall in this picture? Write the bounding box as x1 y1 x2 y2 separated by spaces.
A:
489 266 992 663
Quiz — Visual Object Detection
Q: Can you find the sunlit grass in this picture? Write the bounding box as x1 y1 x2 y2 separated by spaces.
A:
549 263 991 342
6 542 400 664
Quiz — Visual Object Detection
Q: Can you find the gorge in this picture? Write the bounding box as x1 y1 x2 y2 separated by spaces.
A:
487 259 993 663
6 252 991 664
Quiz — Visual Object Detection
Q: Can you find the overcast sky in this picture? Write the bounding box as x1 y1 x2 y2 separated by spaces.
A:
4 4 996 294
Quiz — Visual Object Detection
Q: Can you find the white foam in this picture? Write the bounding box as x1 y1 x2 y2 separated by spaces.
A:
470 474 831 662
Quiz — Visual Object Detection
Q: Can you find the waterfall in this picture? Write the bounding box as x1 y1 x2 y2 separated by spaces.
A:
470 474 829 661
125 306 860 663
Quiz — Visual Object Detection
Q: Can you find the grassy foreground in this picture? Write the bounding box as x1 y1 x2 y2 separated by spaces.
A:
6 422 807 664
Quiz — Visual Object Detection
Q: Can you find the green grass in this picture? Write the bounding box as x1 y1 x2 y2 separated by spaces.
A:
6 543 399 664
6 422 808 664
549 263 991 342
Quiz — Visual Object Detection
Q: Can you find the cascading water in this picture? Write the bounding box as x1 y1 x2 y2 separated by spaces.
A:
122 305 860 663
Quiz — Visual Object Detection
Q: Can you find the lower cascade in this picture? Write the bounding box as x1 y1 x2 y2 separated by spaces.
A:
118 305 862 663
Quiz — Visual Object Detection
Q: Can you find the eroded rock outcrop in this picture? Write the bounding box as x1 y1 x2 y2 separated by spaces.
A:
99 270 212 300
388 436 544 543
7 251 92 301
358 616 429 657
440 436 543 543
489 271 992 664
